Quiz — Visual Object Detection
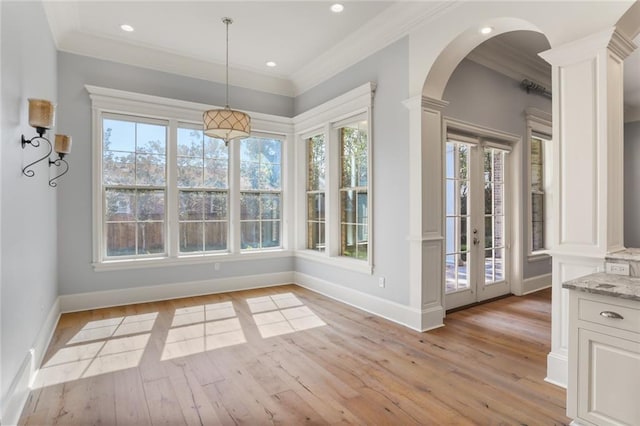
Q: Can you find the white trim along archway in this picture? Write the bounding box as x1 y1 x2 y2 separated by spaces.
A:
403 0 638 389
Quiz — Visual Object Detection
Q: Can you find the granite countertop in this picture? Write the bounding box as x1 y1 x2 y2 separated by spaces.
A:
605 248 640 262
563 272 640 302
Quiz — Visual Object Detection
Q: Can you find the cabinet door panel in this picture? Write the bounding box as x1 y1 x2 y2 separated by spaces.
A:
578 328 640 426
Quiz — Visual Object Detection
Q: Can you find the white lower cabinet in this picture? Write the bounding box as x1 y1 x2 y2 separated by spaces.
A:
567 291 640 426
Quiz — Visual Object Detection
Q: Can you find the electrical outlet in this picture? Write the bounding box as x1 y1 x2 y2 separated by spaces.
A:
378 277 386 288
605 262 629 276
214 262 221 271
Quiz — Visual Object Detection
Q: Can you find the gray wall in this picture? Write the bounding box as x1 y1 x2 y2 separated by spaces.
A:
1 0 58 412
294 38 411 304
442 58 553 279
624 120 640 247
56 52 295 296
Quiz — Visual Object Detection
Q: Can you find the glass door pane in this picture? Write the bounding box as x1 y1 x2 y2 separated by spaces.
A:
483 148 506 285
445 142 471 294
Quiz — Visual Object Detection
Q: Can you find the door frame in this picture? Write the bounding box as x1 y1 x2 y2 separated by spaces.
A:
442 117 522 311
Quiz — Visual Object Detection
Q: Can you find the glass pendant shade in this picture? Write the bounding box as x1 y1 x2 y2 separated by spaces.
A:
203 107 251 141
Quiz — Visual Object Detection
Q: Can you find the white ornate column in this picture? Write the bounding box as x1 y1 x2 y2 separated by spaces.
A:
540 28 636 387
404 95 449 331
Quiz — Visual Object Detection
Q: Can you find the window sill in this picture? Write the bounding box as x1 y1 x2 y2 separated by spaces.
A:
295 250 373 275
93 249 294 272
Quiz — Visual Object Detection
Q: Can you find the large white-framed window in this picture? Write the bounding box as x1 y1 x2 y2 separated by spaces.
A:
305 133 326 252
102 114 168 258
239 136 283 250
176 124 229 254
294 82 374 274
337 118 369 261
88 85 291 270
525 108 552 259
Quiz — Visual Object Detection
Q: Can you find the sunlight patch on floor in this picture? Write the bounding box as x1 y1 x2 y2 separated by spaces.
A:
33 312 158 388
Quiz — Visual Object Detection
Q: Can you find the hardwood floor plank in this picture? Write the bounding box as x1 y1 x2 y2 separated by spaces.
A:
19 286 570 425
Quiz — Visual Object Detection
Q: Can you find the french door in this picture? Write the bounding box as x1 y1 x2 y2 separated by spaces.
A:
445 134 510 310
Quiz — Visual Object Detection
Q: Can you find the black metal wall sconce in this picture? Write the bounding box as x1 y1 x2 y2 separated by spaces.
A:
21 99 72 187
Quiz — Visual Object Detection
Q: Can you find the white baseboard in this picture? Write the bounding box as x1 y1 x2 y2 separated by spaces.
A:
545 351 568 388
2 298 60 426
294 272 440 332
522 273 552 295
59 271 295 313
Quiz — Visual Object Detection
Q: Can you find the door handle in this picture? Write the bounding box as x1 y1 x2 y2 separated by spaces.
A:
473 237 480 246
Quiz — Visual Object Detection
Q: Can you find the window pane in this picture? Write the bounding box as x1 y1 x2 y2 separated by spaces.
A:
240 161 259 189
177 128 203 157
240 138 260 162
103 119 135 152
136 123 166 154
106 223 136 256
260 163 281 190
136 154 166 186
260 194 281 220
357 192 368 224
204 192 227 221
341 190 355 223
180 222 203 252
307 222 325 251
105 189 135 221
179 191 203 220
307 135 325 191
104 151 135 185
457 144 468 180
177 157 204 188
307 193 325 221
485 216 494 249
241 222 260 249
138 222 164 254
204 159 228 188
240 193 259 220
205 222 227 251
261 221 280 248
137 190 165 221
204 136 228 159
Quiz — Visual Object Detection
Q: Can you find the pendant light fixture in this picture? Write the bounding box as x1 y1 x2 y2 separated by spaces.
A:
203 17 251 145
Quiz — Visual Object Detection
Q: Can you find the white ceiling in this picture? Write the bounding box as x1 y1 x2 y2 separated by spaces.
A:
43 1 639 107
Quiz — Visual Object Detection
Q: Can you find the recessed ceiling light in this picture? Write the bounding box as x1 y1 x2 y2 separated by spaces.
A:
266 61 277 68
331 3 344 13
120 24 134 32
480 26 493 35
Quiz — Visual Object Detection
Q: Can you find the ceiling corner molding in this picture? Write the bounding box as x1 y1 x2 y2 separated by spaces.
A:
291 1 461 96
42 1 80 49
466 38 552 88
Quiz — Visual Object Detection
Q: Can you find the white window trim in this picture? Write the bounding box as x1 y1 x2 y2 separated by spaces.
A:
87 85 293 270
293 82 375 274
525 108 552 261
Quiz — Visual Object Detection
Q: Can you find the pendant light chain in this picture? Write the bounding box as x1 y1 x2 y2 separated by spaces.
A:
224 17 230 109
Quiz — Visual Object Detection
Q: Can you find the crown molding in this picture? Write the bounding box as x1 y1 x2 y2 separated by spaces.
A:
609 29 637 60
290 1 461 96
466 37 551 88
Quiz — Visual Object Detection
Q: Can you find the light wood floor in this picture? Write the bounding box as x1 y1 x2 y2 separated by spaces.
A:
20 285 570 425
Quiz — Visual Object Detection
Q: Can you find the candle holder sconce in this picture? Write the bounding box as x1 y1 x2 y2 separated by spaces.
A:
21 99 72 187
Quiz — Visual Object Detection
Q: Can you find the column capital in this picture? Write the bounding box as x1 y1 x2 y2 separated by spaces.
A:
540 28 637 66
